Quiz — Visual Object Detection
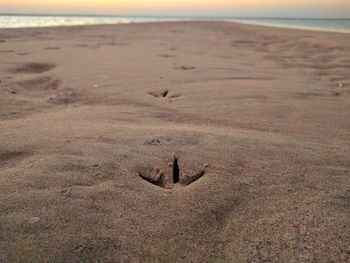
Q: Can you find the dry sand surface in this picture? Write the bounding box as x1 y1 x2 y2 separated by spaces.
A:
0 21 350 262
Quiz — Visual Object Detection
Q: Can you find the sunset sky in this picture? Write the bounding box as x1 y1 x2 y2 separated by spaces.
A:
1 0 350 18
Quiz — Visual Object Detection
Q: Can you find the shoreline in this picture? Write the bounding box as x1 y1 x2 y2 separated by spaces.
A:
229 19 350 34
0 21 349 38
0 16 349 34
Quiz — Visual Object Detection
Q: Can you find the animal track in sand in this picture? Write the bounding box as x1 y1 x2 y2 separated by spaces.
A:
138 155 207 189
146 138 162 145
148 90 169 98
168 93 181 99
45 47 61 50
145 135 199 146
148 90 181 99
180 66 196 70
17 52 31 56
9 62 56 74
0 150 29 167
47 89 80 105
159 54 174 58
16 76 61 92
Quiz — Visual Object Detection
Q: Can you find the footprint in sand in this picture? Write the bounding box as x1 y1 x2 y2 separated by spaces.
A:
138 154 208 189
159 54 174 58
180 66 196 70
9 62 56 74
16 76 61 92
148 90 169 98
168 93 181 99
17 52 31 56
148 90 181 99
0 150 29 167
45 47 61 50
47 89 80 105
10 62 56 74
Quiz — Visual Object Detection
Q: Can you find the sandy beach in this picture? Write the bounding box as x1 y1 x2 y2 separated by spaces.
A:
0 21 350 262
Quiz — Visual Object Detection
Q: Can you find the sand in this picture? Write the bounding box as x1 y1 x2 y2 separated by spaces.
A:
0 21 350 262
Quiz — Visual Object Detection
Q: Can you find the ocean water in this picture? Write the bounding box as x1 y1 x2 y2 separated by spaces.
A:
0 15 349 33
230 18 350 33
0 15 184 28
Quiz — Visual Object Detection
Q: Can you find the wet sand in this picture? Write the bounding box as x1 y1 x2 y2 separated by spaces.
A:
0 21 350 262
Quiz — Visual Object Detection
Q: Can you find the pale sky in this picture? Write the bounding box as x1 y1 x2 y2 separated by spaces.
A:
1 0 350 18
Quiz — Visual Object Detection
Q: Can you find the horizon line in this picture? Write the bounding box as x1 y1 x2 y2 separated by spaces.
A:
0 13 349 20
